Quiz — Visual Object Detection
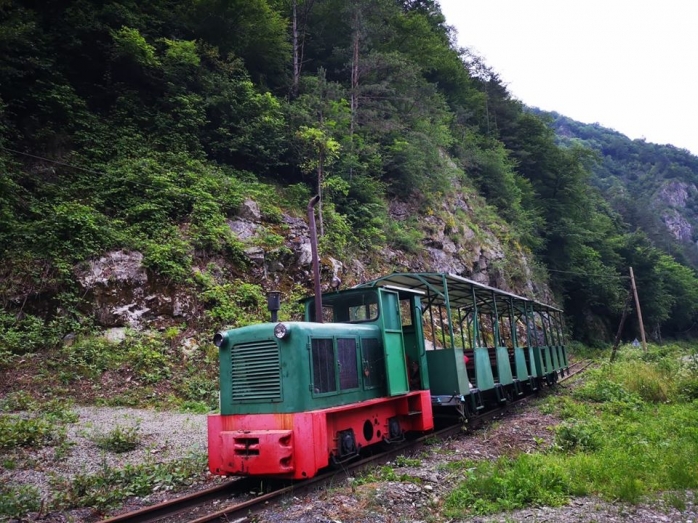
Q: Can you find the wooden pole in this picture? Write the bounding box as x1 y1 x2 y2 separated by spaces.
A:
629 267 647 351
610 291 633 362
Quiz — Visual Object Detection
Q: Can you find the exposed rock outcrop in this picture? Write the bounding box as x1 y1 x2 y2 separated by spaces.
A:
654 181 697 243
75 250 196 329
656 180 695 208
662 209 694 242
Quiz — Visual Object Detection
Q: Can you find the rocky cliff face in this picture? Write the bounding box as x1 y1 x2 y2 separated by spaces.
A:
73 187 550 334
655 181 698 242
661 209 693 243
74 251 196 330
656 181 694 208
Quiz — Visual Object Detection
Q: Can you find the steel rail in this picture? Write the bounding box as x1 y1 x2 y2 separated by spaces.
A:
99 424 462 523
100 478 258 523
187 423 464 523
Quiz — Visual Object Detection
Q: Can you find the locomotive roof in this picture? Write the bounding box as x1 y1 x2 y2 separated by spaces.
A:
356 272 562 313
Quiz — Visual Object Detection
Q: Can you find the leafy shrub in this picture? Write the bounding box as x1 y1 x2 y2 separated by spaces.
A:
111 26 160 67
61 331 173 384
608 350 686 403
444 456 571 516
283 182 312 208
0 346 16 369
387 219 423 254
573 376 640 405
188 198 246 263
639 344 674 363
0 391 37 412
572 363 655 407
125 335 172 384
0 393 77 424
540 396 592 420
554 420 602 453
61 336 121 378
40 398 79 424
175 375 218 409
140 228 193 282
0 311 54 355
675 376 698 401
279 284 307 322
253 228 285 250
0 415 63 450
318 203 353 258
200 276 266 327
0 484 41 520
46 202 115 260
92 425 141 453
163 38 200 67
179 400 212 414
395 455 421 467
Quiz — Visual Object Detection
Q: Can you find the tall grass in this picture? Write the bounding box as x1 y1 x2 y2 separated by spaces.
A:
444 343 698 518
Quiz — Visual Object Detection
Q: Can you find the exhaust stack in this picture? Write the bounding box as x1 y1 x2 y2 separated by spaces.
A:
307 195 323 323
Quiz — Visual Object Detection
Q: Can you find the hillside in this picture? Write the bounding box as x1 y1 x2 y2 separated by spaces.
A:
2 0 698 360
538 109 698 268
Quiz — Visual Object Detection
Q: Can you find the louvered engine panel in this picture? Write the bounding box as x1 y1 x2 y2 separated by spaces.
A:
230 340 281 402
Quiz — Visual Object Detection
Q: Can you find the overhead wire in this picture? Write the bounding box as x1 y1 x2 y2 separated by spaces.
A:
0 145 110 178
544 268 631 279
0 145 210 193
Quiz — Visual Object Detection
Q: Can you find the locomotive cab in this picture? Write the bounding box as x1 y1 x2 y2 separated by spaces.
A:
303 287 430 394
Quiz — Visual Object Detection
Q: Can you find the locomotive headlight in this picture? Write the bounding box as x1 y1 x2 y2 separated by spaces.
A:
213 331 228 347
274 322 290 339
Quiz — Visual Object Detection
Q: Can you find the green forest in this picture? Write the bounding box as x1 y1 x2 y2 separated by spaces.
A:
2 0 698 349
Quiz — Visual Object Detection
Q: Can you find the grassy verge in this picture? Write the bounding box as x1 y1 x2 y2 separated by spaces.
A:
444 343 698 518
0 453 208 519
50 452 208 512
0 393 77 451
2 329 221 412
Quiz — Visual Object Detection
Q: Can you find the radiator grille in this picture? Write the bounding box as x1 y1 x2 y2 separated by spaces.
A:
231 340 281 402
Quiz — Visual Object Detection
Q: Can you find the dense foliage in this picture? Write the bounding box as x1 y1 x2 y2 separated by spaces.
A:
2 0 698 345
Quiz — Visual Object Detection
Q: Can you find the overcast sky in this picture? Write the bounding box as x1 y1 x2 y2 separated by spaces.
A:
438 0 698 155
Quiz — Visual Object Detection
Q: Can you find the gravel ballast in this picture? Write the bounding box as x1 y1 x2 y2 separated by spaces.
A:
2 407 208 505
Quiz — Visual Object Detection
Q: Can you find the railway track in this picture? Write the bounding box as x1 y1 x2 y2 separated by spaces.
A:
101 422 463 523
102 359 590 523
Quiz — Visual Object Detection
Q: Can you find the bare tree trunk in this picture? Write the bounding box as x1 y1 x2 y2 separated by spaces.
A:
349 8 360 180
317 151 324 237
611 291 633 362
291 0 315 99
350 20 359 136
292 0 300 98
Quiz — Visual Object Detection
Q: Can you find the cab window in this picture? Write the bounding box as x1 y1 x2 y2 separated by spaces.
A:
308 291 379 323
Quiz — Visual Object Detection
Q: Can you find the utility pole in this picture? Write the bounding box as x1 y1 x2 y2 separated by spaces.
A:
629 267 647 351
